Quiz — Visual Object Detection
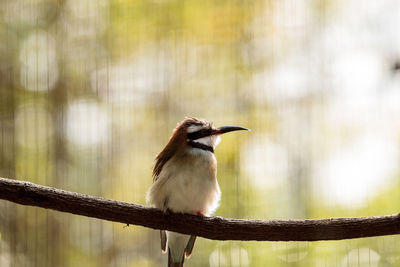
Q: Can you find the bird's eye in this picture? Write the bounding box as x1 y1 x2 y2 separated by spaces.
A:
187 128 212 140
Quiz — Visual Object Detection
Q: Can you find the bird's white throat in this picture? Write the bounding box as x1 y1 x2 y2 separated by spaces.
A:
190 135 221 150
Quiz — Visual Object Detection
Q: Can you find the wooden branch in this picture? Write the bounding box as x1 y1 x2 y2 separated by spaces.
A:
0 177 399 241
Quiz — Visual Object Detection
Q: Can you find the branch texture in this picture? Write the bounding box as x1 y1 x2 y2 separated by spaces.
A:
0 177 399 241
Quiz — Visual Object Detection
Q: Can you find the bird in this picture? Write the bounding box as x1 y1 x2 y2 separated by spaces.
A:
146 117 249 267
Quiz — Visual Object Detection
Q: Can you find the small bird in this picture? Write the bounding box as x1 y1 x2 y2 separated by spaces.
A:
146 117 249 267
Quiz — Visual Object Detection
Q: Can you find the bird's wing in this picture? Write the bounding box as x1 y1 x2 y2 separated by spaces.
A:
160 230 167 253
184 235 197 258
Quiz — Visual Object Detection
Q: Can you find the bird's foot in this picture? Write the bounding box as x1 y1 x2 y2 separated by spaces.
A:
164 208 173 215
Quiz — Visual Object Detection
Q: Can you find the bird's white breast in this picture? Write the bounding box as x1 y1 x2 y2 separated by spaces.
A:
146 149 221 216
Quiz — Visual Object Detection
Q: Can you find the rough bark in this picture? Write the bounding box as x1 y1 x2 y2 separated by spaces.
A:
1 177 399 241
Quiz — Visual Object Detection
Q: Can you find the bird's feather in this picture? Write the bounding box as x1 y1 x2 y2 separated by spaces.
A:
168 248 185 267
153 117 206 181
184 235 197 258
160 230 167 253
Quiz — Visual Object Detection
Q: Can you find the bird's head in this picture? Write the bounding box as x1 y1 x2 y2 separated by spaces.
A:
153 117 249 178
182 117 249 151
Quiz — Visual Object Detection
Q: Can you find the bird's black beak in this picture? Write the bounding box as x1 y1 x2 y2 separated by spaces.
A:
213 126 250 135
187 125 250 140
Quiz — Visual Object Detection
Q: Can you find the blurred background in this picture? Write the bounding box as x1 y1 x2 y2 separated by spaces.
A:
1 0 400 266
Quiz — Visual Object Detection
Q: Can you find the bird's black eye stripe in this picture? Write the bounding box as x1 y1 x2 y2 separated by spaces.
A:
187 128 213 140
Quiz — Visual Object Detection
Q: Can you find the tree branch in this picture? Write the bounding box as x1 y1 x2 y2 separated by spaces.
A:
0 177 399 241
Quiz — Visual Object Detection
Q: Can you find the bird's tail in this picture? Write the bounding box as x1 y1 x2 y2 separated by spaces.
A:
168 248 185 267
166 232 196 266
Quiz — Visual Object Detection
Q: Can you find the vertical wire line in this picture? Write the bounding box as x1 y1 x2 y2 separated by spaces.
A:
34 15 39 267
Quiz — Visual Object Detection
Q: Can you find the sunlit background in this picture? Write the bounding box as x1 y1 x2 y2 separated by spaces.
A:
1 0 400 266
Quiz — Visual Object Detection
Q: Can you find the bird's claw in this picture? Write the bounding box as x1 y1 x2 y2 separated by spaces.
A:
164 208 173 215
